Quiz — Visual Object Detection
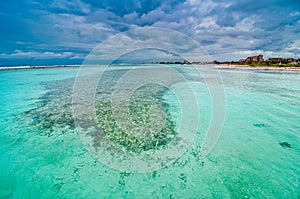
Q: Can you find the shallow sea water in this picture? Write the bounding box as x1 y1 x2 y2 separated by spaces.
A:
0 65 299 198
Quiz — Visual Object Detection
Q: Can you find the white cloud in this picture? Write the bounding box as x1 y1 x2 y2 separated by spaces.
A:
0 50 83 59
196 16 218 29
233 50 296 59
83 27 212 63
123 12 139 23
4 0 298 63
43 13 117 50
184 0 217 15
140 9 165 24
235 16 256 32
290 12 300 17
50 0 91 14
285 40 300 52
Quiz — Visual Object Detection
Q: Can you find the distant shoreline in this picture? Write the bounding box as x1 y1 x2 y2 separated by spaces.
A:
0 65 80 71
216 64 300 71
1 63 300 71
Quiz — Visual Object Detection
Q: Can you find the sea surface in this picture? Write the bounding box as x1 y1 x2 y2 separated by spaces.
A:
0 65 299 198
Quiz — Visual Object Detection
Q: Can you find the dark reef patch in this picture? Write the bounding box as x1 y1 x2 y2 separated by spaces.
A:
21 69 178 154
95 84 177 153
253 123 269 128
279 142 292 149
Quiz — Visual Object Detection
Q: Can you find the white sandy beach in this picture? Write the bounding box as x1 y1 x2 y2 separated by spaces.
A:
216 64 300 71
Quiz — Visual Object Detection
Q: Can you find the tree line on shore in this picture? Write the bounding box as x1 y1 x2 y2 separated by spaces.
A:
152 55 300 67
221 55 300 66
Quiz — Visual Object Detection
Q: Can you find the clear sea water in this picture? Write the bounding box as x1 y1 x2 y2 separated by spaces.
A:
0 65 299 198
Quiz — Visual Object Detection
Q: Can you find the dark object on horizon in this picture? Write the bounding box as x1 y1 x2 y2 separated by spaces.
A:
279 142 291 149
245 55 264 63
153 60 192 64
268 57 297 64
218 55 300 66
286 58 295 63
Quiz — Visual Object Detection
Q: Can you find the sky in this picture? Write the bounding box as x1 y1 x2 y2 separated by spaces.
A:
0 0 299 65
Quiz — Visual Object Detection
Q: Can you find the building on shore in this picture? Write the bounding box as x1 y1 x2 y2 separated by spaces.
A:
268 58 282 63
287 58 295 63
268 57 296 64
245 55 264 63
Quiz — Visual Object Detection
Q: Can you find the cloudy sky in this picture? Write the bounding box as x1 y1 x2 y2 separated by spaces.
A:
0 0 299 65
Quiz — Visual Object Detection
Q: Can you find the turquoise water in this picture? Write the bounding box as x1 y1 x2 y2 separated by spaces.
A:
0 66 299 198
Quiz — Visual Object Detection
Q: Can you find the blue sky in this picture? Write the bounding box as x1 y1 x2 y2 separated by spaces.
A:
0 0 299 65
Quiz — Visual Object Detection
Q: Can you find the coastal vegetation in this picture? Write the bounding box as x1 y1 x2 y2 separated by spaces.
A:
222 55 300 67
153 55 300 68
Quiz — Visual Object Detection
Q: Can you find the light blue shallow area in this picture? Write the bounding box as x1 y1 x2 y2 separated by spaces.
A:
0 66 299 198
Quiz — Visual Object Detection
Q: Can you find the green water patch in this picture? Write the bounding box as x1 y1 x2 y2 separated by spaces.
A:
22 76 178 154
2 67 300 198
19 78 76 137
95 84 177 153
27 103 74 132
